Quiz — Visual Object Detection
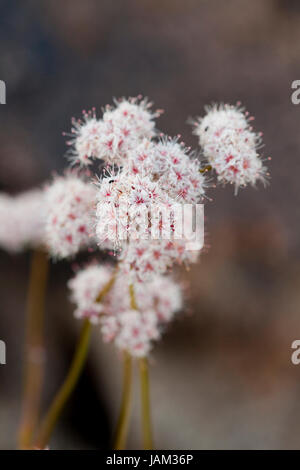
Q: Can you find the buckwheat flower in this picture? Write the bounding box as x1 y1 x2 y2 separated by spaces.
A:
126 138 206 204
114 310 160 357
68 264 114 324
192 103 268 193
119 238 199 282
65 109 104 166
66 97 159 167
0 189 45 253
99 274 182 356
45 174 97 258
103 96 158 142
96 171 171 249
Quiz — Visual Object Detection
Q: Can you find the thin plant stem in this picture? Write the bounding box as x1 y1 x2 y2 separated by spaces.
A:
139 357 153 450
34 271 117 449
130 283 154 449
113 351 133 450
35 318 91 449
18 248 49 449
112 283 136 450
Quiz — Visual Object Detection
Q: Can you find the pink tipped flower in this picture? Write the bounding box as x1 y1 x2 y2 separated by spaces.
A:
99 274 182 356
0 189 45 253
118 238 199 283
45 174 97 258
66 97 159 166
66 109 104 166
103 96 158 142
96 170 171 249
126 138 206 204
68 264 114 324
192 103 268 193
114 309 160 357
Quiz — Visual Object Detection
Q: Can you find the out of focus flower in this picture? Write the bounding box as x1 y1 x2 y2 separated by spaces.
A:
100 273 183 357
45 174 97 258
68 263 183 356
192 103 268 193
68 264 114 324
0 189 45 253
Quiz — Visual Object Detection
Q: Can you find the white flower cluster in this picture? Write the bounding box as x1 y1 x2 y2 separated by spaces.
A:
68 264 182 357
44 174 97 258
118 239 197 283
66 97 159 166
68 264 114 323
0 189 45 253
88 97 207 282
126 138 206 204
192 103 268 193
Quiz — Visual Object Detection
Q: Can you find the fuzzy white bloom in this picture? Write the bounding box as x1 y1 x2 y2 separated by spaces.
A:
68 264 113 324
192 103 268 192
118 238 197 283
45 174 97 258
96 170 172 249
114 310 160 357
0 189 45 253
68 263 183 357
100 274 183 356
66 97 159 166
66 109 105 166
126 138 206 204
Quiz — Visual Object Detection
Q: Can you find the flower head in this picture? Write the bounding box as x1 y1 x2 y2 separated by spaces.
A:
45 174 97 258
68 264 114 323
66 109 104 166
96 170 171 249
192 103 268 192
126 138 206 204
66 97 159 166
101 273 183 356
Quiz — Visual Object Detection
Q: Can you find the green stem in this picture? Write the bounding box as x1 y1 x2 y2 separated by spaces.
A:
139 357 153 450
35 319 91 449
130 283 154 449
18 248 49 449
113 351 133 450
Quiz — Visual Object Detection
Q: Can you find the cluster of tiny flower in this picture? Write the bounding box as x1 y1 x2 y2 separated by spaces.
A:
65 97 160 166
192 103 269 193
68 98 206 282
0 189 45 253
68 264 182 357
68 264 114 323
0 96 269 358
44 174 97 258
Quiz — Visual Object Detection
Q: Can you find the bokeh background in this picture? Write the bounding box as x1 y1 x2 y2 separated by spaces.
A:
1 0 300 450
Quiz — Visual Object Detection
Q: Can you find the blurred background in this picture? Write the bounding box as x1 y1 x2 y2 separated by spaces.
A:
0 0 300 450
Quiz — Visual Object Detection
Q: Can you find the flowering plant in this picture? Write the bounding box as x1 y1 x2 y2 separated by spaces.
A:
0 96 269 450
